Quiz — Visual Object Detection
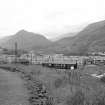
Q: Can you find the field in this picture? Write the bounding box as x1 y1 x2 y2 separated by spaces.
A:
1 64 105 105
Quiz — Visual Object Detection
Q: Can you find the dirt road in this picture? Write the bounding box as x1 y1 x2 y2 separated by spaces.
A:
0 69 29 105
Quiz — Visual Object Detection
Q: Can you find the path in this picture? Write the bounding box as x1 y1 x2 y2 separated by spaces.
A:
0 69 29 105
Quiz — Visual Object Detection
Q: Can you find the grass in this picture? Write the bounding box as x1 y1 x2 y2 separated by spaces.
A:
1 63 105 105
25 64 105 105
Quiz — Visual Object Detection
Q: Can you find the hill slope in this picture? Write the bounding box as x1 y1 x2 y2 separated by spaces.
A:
44 20 105 55
70 20 105 54
51 33 77 41
0 30 52 50
1 20 105 55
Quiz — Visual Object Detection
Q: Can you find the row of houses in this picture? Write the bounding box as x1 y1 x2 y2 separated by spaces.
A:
20 53 84 65
89 52 105 56
84 56 105 65
1 51 105 67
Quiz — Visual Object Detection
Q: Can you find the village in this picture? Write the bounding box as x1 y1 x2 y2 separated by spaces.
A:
0 49 105 70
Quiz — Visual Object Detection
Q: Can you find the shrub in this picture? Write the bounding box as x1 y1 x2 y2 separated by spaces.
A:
100 76 105 83
93 92 105 105
46 96 55 105
66 90 85 105
54 78 63 88
67 70 81 85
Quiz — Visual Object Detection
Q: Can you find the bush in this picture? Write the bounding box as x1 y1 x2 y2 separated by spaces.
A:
66 90 85 105
54 78 63 88
66 90 105 105
67 70 81 85
46 96 55 105
100 76 105 83
93 92 105 105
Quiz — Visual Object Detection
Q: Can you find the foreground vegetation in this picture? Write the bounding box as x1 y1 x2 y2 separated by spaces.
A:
1 64 105 105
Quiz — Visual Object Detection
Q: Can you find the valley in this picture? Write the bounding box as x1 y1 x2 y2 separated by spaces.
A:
0 19 105 105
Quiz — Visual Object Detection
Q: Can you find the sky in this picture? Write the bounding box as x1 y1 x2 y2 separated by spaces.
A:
0 0 105 39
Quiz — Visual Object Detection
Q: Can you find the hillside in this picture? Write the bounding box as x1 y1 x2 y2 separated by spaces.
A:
70 20 105 54
51 33 77 41
0 30 52 50
43 20 105 55
1 20 105 55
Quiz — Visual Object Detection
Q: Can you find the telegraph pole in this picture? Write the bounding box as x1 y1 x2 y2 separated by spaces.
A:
14 42 18 64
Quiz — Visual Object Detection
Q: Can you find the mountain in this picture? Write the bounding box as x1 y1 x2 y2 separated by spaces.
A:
1 20 105 55
0 30 52 50
46 23 88 41
70 20 105 54
43 20 105 55
51 32 77 41
41 35 76 54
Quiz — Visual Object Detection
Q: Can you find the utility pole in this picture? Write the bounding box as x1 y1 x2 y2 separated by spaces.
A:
14 42 18 64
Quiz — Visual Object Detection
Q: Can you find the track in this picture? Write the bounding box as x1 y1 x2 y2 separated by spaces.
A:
0 69 29 105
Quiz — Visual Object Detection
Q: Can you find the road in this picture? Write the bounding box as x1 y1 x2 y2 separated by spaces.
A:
0 69 29 105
